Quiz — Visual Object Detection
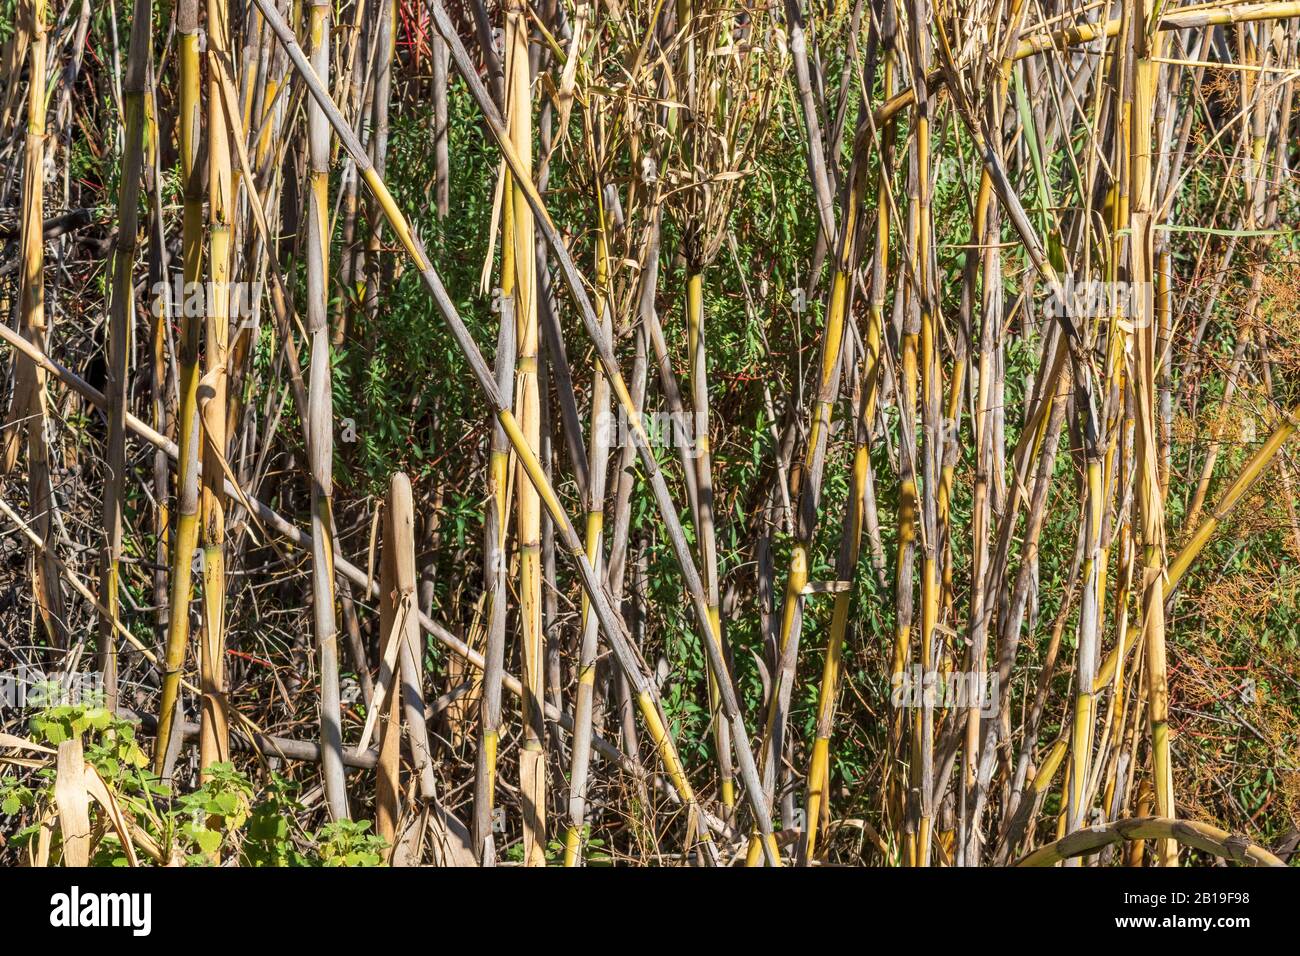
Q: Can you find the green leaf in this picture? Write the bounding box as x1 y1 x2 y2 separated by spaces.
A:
214 792 241 817
193 828 222 855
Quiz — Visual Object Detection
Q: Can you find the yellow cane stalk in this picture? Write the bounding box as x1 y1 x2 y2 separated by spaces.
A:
199 0 234 777
744 265 849 868
478 178 517 858
155 0 205 773
1129 25 1176 865
685 269 734 817
564 181 617 865
802 241 883 861
7 0 66 648
504 0 546 866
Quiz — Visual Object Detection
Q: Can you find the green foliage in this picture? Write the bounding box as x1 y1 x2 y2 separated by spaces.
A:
176 762 254 863
313 819 388 867
28 702 113 744
2 708 388 867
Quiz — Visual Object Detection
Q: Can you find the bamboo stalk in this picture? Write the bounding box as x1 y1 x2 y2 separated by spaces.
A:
361 0 395 332
1128 10 1175 866
144 53 173 695
502 0 547 867
388 473 441 803
473 210 517 865
99 0 152 711
564 181 614 866
432 31 449 218
154 0 206 776
683 266 735 820
305 0 349 819
199 0 235 778
1017 816 1285 867
12 0 66 650
375 549 403 849
889 148 924 865
908 9 939 864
